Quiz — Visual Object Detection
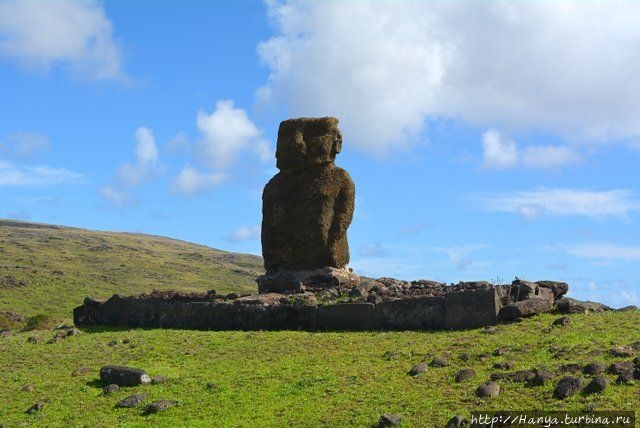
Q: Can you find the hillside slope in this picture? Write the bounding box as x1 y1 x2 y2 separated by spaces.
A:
0 220 262 320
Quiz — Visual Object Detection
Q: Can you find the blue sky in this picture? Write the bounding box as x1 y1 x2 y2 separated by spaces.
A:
1 0 639 308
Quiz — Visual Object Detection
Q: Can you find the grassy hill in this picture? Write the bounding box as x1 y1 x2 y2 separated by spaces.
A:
1 220 639 427
0 219 262 321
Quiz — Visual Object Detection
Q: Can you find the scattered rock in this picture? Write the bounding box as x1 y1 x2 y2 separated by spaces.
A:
555 298 611 314
583 362 606 376
536 281 569 300
26 336 41 344
430 357 447 368
558 363 581 374
499 299 553 320
25 401 45 414
552 316 571 327
20 383 35 392
458 353 471 362
205 382 219 390
455 369 476 383
635 357 640 366
617 305 638 312
378 414 402 427
65 328 80 336
100 366 151 387
553 376 583 399
491 370 535 383
493 347 509 356
615 371 634 384
584 375 608 394
630 341 640 351
122 338 131 344
107 340 118 347
611 346 636 358
103 384 120 394
635 368 640 380
71 367 93 377
144 400 176 414
446 415 468 427
151 375 167 384
382 350 398 361
586 349 604 358
530 367 554 386
408 362 428 376
116 393 147 408
493 361 515 370
476 353 490 360
608 361 635 375
482 326 500 335
0 330 11 338
476 381 500 398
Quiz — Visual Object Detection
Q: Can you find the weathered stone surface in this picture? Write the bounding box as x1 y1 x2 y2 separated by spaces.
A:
552 316 571 327
536 281 569 300
373 296 444 330
116 393 147 408
584 375 608 394
317 303 373 331
610 346 636 357
555 298 612 314
499 298 553 321
25 401 45 414
553 376 583 399
144 400 176 414
455 369 476 383
20 383 35 392
476 381 500 397
261 117 355 275
100 365 150 387
446 415 469 427
583 362 606 376
445 288 499 329
530 367 554 386
188 302 236 330
408 362 428 376
257 267 359 294
608 361 635 375
430 357 447 367
103 384 120 394
378 414 402 427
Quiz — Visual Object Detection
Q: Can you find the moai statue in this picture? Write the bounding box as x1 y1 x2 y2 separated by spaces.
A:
257 117 359 293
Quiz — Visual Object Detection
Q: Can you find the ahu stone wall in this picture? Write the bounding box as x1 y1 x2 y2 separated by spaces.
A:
74 280 568 331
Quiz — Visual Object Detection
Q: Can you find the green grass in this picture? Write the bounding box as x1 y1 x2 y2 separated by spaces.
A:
1 220 639 426
0 220 262 321
1 311 639 427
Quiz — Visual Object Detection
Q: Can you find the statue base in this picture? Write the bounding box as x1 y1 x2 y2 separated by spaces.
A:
257 267 360 294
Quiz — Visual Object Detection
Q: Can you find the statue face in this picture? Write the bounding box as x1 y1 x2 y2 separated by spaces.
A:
276 117 342 170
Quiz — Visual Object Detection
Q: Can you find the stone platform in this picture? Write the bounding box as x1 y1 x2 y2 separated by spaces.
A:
73 278 568 331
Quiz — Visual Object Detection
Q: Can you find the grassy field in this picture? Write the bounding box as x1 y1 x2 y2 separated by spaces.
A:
1 312 639 427
1 220 639 427
0 219 262 321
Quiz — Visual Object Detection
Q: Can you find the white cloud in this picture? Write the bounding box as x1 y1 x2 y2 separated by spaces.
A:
1 132 50 159
258 1 640 154
481 129 518 169
100 185 136 207
0 0 125 80
116 127 161 187
171 165 226 196
0 159 82 187
196 100 270 169
481 128 581 170
134 127 158 165
564 243 640 263
225 225 261 242
521 145 582 169
479 188 640 219
431 244 490 271
619 291 639 306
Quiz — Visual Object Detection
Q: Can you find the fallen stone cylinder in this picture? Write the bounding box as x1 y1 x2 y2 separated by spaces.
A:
100 365 151 387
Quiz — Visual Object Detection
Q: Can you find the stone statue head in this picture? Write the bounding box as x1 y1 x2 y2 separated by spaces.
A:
275 117 342 171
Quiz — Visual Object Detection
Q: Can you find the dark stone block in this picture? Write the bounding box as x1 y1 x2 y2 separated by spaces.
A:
445 288 499 329
317 303 373 331
372 297 444 330
187 302 236 330
100 365 150 387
